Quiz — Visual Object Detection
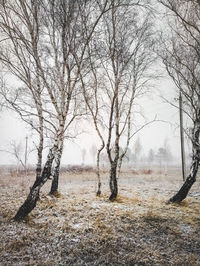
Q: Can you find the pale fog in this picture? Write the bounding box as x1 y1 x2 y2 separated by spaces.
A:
0 76 191 169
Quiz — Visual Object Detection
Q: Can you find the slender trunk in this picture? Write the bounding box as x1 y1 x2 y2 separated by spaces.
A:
96 179 101 196
169 118 200 203
96 143 104 196
36 149 42 181
96 149 101 196
50 141 64 195
14 143 58 221
117 156 123 179
179 91 186 181
36 121 43 181
117 111 132 179
109 162 118 201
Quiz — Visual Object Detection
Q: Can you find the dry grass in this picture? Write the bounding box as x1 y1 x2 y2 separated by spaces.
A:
0 168 200 265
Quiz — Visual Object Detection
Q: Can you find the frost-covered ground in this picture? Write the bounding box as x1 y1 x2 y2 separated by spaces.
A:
0 169 200 265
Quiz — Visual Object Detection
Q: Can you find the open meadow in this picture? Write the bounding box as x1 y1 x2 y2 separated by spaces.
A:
0 0 199 265
0 167 200 265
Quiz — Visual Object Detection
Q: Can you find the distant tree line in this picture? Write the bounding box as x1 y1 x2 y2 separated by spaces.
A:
99 137 173 168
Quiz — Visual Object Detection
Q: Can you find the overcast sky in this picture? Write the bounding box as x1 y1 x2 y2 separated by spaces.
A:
0 74 186 166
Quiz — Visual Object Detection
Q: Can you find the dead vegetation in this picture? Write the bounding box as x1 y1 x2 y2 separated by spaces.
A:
0 168 200 265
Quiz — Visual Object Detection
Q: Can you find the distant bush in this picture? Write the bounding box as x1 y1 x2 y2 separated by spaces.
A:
130 169 139 175
60 165 95 174
0 165 35 177
140 169 153 175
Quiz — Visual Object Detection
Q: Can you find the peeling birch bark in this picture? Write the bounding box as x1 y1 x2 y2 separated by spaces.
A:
109 162 118 201
50 140 64 195
169 119 200 203
14 136 64 221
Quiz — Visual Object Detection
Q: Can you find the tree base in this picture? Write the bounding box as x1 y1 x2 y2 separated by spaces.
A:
109 192 117 201
14 188 40 221
168 174 196 203
49 181 58 195
49 190 62 198
96 190 101 197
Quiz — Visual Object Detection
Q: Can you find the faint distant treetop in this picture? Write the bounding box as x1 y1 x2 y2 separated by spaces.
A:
148 148 155 163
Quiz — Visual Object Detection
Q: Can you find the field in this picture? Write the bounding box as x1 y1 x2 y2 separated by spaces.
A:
0 167 200 265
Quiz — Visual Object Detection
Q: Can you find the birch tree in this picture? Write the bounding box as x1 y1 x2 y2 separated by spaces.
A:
0 0 111 220
0 2 45 182
158 0 200 202
82 0 156 200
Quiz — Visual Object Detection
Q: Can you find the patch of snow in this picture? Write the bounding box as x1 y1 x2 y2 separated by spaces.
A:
71 238 80 243
70 223 83 229
179 225 192 234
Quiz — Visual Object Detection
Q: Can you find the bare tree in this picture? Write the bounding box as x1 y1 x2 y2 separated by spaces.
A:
147 148 155 165
158 0 200 202
0 139 29 172
81 0 156 201
0 15 44 182
0 0 111 220
133 137 143 165
81 148 86 166
105 1 156 201
81 62 105 195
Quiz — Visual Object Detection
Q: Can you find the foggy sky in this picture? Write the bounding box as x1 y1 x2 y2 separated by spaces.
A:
0 76 186 166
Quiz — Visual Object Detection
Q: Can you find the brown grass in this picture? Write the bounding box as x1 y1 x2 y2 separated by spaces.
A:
0 168 200 265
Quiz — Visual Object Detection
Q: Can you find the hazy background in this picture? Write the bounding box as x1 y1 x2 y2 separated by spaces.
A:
0 74 189 167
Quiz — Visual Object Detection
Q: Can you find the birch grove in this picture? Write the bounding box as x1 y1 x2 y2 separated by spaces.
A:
0 0 199 222
0 0 111 220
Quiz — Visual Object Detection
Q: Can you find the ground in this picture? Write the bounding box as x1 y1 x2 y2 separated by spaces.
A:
0 167 200 265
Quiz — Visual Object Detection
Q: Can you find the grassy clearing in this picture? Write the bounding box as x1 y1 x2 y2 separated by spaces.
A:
0 169 200 265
